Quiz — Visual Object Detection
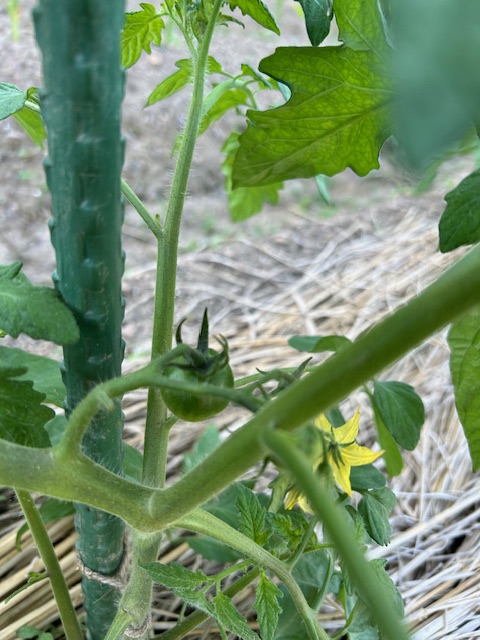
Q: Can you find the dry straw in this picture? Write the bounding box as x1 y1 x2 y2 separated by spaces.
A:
1 185 479 638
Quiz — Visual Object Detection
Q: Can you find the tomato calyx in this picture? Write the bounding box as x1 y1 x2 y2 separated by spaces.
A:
169 309 230 379
160 310 235 422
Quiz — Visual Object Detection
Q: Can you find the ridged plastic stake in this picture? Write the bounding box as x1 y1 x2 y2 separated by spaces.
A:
34 2 126 638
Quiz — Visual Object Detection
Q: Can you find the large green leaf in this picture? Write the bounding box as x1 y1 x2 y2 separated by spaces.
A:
0 262 79 345
228 0 279 35
439 169 480 253
0 366 53 448
0 346 65 407
448 308 480 470
233 0 391 187
121 3 164 69
372 380 424 450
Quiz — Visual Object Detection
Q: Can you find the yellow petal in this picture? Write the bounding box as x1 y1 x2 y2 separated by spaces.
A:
315 413 333 435
332 407 360 444
285 489 301 510
332 460 353 495
342 442 384 467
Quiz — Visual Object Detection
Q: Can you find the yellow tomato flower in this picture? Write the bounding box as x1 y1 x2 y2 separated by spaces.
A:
285 408 384 510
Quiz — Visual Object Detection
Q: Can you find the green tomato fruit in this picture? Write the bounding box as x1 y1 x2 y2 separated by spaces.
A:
161 355 234 422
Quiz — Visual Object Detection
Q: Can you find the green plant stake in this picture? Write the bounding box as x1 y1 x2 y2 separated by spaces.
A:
34 2 126 637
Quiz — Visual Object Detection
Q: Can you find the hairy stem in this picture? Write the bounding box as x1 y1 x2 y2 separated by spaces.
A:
15 490 83 640
262 428 409 640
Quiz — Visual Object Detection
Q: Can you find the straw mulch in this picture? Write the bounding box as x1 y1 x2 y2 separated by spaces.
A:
1 186 480 639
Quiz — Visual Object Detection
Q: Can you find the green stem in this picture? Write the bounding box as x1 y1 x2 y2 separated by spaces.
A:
15 490 83 640
262 428 410 640
179 509 330 640
142 0 225 488
121 179 161 237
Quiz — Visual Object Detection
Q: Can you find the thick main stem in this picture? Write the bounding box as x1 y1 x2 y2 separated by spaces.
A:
115 3 226 638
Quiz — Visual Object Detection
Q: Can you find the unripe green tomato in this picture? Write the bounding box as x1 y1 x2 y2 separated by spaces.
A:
161 356 234 422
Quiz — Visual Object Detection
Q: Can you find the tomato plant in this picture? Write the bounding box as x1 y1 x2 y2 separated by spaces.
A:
1 1 480 640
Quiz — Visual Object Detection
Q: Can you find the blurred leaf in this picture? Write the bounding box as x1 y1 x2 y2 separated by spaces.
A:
213 591 260 640
439 169 480 252
233 0 391 187
123 443 143 482
228 0 279 35
121 3 164 68
186 535 244 562
5 572 48 604
13 88 46 148
253 571 283 640
44 414 67 446
0 346 64 407
372 380 424 450
448 308 480 470
0 262 79 345
222 131 282 222
183 424 221 474
358 487 396 545
394 0 480 168
0 367 53 448
289 335 352 353
293 0 332 46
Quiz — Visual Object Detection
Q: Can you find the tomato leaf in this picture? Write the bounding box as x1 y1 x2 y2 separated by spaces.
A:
0 262 79 345
140 562 214 616
358 487 396 545
186 535 244 563
121 3 165 69
146 62 192 107
334 0 388 53
294 0 332 47
233 0 391 187
0 346 65 407
228 0 279 35
448 308 480 470
288 334 352 353
233 45 391 187
350 464 386 492
213 591 260 640
253 571 283 640
222 132 283 222
439 169 480 253
183 424 222 474
0 366 53 448
372 406 403 476
0 81 25 119
372 380 424 450
236 483 270 546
